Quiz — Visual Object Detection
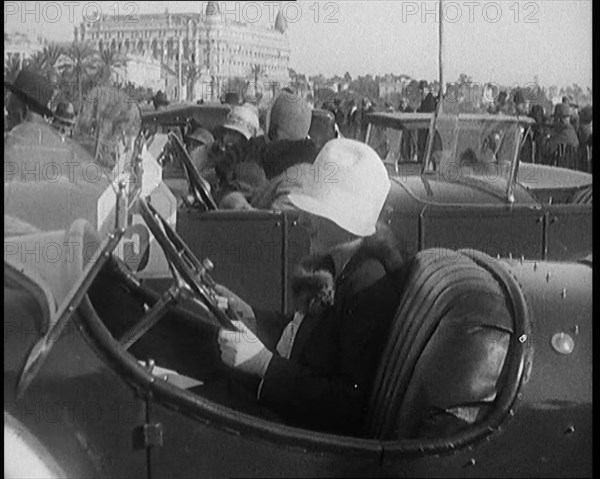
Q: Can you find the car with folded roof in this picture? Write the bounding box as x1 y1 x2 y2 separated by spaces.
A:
4 167 593 477
136 109 592 314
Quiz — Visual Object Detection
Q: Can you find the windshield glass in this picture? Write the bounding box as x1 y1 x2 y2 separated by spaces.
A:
369 114 523 181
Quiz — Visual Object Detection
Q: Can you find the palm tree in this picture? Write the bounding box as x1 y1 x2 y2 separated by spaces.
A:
98 46 126 85
4 55 22 83
40 44 63 72
64 41 97 108
26 51 46 71
249 64 263 100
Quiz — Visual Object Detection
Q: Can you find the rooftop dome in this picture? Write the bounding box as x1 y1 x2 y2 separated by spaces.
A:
274 10 287 33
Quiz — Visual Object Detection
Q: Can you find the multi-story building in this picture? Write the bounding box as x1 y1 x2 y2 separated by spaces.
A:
79 1 291 101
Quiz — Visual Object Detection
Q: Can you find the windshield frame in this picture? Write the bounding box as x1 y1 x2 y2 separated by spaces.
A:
366 112 535 204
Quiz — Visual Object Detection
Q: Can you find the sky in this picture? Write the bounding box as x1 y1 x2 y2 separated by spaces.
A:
4 1 593 89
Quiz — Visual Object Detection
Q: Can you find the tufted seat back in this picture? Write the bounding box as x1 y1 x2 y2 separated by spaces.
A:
365 249 513 440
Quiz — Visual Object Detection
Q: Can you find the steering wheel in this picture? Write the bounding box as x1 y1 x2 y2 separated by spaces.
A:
167 131 217 211
118 197 235 350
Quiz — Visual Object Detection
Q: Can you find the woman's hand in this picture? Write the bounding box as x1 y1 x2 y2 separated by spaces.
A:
214 284 257 332
218 320 273 378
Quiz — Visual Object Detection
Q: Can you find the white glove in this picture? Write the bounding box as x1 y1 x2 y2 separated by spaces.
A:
218 320 273 378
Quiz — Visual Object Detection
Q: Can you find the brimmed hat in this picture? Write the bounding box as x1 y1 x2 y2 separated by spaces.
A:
186 127 214 146
287 139 390 237
4 69 54 117
54 101 76 126
222 105 259 140
268 92 311 141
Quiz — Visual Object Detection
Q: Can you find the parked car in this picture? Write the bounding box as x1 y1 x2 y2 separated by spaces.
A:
4 181 593 477
138 110 592 314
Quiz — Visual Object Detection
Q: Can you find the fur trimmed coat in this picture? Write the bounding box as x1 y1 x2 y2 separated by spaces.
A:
255 223 407 435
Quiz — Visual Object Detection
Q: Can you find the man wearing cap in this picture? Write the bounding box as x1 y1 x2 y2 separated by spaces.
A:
4 69 78 183
544 103 579 168
577 105 592 173
184 127 217 188
52 101 76 138
216 139 407 435
216 92 318 210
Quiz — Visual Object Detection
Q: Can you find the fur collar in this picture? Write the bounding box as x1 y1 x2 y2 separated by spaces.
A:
290 222 407 315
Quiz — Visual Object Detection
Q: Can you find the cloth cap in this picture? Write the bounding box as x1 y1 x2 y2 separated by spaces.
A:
268 92 311 141
287 139 391 237
186 127 214 145
554 103 571 118
5 69 54 117
222 105 259 139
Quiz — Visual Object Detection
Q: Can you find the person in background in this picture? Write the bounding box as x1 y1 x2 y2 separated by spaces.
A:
512 90 528 116
417 80 437 113
487 91 508 115
529 104 548 164
544 103 579 168
217 91 318 210
215 138 407 435
52 101 76 138
218 104 259 150
398 97 414 113
359 97 375 141
185 127 215 172
577 105 592 173
153 90 169 111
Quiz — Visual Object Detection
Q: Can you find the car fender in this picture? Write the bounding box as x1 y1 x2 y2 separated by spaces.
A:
5 412 67 479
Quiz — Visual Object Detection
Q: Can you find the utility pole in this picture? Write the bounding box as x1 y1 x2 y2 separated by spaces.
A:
178 36 183 102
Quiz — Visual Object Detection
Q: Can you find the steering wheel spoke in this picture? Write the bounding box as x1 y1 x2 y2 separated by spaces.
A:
120 284 180 350
138 197 237 333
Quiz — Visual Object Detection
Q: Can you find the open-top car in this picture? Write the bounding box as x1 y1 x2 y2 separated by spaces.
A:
132 109 593 314
5 161 593 477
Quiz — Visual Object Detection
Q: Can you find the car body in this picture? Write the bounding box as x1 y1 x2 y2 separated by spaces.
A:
4 186 592 478
146 111 592 313
5 107 591 478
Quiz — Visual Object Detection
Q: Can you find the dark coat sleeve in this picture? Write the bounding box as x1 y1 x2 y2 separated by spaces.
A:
258 259 401 435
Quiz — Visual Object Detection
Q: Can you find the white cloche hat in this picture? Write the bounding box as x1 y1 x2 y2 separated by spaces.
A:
288 139 390 237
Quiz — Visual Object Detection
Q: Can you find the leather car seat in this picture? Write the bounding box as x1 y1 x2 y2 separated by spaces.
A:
365 249 513 440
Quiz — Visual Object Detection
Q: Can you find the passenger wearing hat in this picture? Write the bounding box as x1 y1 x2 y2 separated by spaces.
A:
52 101 76 138
184 127 217 187
216 92 318 210
4 69 54 131
216 139 407 435
544 103 579 168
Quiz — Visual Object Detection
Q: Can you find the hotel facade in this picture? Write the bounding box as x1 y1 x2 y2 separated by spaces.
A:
78 1 291 101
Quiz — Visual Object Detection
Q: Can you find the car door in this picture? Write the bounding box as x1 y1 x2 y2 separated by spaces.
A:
543 204 592 261
420 204 545 260
145 394 383 478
